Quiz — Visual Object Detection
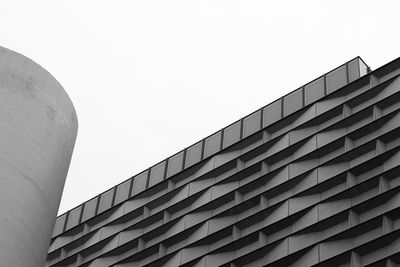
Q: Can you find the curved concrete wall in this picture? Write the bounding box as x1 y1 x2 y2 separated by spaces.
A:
0 47 78 266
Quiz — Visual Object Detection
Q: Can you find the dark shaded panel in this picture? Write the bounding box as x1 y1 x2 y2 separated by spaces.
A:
263 99 282 127
81 196 99 222
284 87 303 116
65 205 83 231
204 131 222 158
243 110 261 138
98 188 115 214
223 120 241 148
149 160 167 187
305 76 325 105
185 141 203 168
326 64 347 94
115 179 132 205
348 58 361 83
166 151 184 178
52 213 67 236
131 170 149 195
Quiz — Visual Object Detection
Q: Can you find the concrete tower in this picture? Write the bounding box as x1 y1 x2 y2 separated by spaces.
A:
0 46 78 266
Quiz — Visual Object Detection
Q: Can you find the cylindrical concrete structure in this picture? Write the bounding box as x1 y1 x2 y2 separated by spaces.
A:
0 47 78 266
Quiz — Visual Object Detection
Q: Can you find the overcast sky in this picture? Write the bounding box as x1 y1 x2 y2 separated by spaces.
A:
1 0 400 215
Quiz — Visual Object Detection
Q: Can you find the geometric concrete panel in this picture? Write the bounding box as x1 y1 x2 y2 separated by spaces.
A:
149 160 167 187
263 99 282 128
132 170 149 195
65 205 83 231
204 131 222 158
348 58 361 83
284 87 303 116
166 150 185 178
81 196 99 223
52 213 68 237
243 110 261 138
115 179 132 205
48 57 400 267
305 76 325 105
326 64 347 94
98 188 116 214
185 141 203 168
223 120 242 149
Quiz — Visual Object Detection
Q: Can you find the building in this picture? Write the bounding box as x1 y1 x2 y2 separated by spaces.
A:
0 46 78 267
47 56 400 267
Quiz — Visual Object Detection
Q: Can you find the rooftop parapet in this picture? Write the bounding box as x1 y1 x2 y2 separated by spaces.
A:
53 56 370 238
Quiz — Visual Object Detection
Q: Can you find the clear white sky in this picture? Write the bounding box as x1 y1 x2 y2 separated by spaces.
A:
1 1 399 215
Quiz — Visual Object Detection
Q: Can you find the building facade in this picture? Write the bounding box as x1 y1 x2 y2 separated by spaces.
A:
0 46 78 267
47 56 400 267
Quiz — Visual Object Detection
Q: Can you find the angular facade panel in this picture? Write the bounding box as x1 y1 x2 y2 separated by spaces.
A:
204 131 222 158
47 57 400 267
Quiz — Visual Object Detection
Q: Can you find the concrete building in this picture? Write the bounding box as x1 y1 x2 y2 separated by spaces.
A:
47 56 400 267
0 46 78 267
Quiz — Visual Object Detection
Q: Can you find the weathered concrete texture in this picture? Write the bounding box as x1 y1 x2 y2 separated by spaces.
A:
0 46 78 267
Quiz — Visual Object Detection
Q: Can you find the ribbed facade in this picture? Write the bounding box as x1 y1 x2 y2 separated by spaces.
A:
47 56 400 267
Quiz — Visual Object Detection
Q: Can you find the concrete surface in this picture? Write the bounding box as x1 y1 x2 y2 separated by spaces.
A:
0 46 78 267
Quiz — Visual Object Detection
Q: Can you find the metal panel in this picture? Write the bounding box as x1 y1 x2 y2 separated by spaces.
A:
263 99 282 127
243 110 261 138
149 160 167 187
166 151 184 178
115 179 132 205
305 76 325 105
185 141 203 168
98 188 116 214
326 65 347 94
204 131 222 158
81 197 99 222
223 120 242 148
284 87 303 116
65 205 83 231
132 170 149 195
348 58 361 83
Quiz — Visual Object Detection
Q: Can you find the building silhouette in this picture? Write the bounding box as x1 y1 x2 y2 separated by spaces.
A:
0 46 78 267
46 56 400 266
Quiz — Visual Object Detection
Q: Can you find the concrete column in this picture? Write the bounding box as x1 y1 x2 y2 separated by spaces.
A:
0 46 78 267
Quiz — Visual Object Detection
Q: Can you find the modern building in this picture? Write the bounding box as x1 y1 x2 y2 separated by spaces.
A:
47 56 400 267
0 46 78 267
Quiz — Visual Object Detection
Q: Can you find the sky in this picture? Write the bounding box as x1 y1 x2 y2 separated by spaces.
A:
1 0 400 215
